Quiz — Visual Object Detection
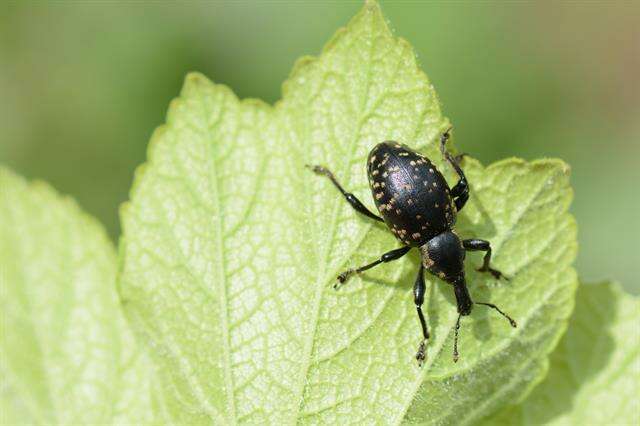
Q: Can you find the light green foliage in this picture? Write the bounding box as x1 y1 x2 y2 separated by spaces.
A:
482 281 640 426
119 2 577 424
0 168 154 425
401 158 578 425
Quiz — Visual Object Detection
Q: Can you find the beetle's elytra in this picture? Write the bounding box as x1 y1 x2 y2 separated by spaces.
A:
367 141 456 246
309 129 516 365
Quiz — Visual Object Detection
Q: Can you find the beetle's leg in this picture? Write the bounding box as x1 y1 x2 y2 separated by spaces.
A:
454 152 467 164
440 129 469 211
307 165 384 222
452 313 462 362
335 246 411 288
413 264 430 366
475 302 517 328
462 239 508 280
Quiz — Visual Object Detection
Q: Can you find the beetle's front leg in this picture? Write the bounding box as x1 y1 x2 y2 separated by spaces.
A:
413 264 429 366
335 246 411 288
462 239 508 280
440 129 469 211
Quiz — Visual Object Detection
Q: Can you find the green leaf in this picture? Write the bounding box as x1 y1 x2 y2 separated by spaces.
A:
0 167 155 425
481 282 640 426
119 1 577 424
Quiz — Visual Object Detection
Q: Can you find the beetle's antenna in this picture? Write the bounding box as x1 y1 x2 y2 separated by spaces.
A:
476 302 517 328
452 313 462 363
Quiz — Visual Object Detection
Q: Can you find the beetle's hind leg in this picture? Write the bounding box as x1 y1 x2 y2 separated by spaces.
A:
413 264 430 366
440 129 469 211
306 165 384 223
462 239 508 280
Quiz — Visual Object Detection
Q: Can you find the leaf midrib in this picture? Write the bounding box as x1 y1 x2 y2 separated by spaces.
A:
292 13 379 422
141 100 234 422
202 92 237 424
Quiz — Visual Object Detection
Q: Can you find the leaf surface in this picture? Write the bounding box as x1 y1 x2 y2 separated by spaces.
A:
0 167 155 425
119 2 578 424
481 281 640 426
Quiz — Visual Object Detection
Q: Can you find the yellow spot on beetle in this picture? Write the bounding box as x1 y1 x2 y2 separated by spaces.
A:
423 256 434 268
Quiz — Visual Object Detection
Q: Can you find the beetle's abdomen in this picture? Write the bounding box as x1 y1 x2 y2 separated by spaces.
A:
367 141 456 246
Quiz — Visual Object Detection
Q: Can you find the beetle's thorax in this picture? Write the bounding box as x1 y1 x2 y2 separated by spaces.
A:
419 230 466 284
420 230 473 315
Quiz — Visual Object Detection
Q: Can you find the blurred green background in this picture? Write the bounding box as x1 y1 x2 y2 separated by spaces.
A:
1 1 637 292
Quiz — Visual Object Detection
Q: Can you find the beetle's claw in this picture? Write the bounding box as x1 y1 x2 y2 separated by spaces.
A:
477 266 509 281
306 164 329 176
454 152 468 164
416 340 427 367
336 269 355 288
439 126 453 148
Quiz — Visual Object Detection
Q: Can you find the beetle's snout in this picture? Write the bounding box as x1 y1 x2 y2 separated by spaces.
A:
453 279 473 316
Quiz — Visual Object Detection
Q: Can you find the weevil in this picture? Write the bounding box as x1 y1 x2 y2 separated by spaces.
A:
308 129 516 365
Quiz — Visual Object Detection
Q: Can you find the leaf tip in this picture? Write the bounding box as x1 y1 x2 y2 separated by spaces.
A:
531 157 571 175
183 71 212 93
363 0 382 13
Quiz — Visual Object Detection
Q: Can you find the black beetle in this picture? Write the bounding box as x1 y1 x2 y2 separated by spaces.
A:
308 129 516 365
